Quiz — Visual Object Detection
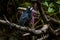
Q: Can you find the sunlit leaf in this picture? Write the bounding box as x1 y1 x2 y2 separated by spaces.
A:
56 1 60 4
48 7 54 13
49 3 54 7
43 2 48 7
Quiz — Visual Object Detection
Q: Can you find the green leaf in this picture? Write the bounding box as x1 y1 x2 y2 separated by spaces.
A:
56 1 60 4
41 19 44 24
49 3 54 7
43 2 48 7
48 7 54 13
22 2 32 7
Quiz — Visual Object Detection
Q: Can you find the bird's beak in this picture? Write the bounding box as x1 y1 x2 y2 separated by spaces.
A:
30 7 33 11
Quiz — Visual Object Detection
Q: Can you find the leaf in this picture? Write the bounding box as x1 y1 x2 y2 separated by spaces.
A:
22 2 32 7
41 19 44 24
49 3 54 7
56 1 60 4
58 20 60 23
48 7 54 13
43 2 48 7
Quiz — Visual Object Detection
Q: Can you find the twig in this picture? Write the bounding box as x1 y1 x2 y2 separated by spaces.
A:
22 33 30 36
55 28 60 32
34 19 41 27
3 15 10 23
37 1 49 23
22 24 49 36
48 16 60 24
35 25 42 29
37 34 49 40
55 28 60 36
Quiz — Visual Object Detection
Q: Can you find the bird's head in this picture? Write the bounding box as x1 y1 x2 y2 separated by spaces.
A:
26 6 33 13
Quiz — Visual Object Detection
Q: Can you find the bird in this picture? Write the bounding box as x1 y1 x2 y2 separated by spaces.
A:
18 7 33 26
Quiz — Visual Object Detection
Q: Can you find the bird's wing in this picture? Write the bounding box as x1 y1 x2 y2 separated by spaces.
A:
20 13 29 19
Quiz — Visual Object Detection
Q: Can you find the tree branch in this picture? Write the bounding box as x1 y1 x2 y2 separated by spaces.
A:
0 19 49 35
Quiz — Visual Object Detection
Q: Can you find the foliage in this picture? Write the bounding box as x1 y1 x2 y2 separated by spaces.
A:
56 0 60 4
21 2 32 7
42 0 60 17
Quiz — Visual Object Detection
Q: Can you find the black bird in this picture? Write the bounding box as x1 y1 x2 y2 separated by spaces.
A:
18 7 33 26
